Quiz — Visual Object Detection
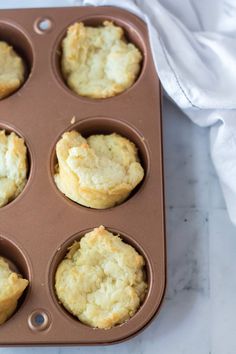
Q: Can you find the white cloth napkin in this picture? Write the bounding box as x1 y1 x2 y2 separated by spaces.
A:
78 0 236 225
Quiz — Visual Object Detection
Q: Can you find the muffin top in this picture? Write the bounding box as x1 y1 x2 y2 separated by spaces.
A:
54 131 144 209
0 130 28 207
0 257 28 324
61 21 142 98
0 41 25 99
55 226 147 329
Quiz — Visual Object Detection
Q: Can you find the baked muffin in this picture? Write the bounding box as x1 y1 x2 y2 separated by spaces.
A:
0 130 28 207
0 257 28 325
61 21 142 98
54 131 144 209
0 41 25 99
55 226 147 329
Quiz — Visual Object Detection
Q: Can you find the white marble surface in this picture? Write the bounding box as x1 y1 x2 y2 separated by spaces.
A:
1 2 236 354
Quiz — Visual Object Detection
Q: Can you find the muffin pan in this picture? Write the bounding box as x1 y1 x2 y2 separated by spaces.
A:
0 6 166 345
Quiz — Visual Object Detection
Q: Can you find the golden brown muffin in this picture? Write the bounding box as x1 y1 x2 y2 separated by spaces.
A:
0 41 25 99
54 131 144 209
61 21 142 98
0 257 28 325
55 226 147 329
0 130 28 207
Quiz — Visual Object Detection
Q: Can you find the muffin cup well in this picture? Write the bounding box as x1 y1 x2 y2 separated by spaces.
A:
0 21 33 98
48 226 152 329
0 123 33 210
0 235 31 323
52 14 147 102
50 116 150 210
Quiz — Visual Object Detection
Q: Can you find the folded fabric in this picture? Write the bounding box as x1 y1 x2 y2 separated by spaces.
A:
77 0 236 225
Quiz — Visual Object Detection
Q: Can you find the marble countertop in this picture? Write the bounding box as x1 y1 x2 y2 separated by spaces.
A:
1 2 236 354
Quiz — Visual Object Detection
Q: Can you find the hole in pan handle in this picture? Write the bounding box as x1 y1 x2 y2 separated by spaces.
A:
34 18 53 34
28 309 51 331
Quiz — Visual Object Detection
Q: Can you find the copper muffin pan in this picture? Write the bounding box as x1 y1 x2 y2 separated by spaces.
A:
0 6 166 346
